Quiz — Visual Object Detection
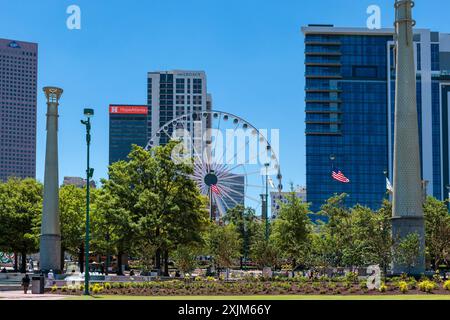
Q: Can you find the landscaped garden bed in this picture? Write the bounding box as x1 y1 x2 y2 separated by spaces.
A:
50 275 450 297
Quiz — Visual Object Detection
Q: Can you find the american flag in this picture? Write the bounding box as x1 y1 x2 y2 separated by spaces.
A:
332 168 350 183
211 184 221 195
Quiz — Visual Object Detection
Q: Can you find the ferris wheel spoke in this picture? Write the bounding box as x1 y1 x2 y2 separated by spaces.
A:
221 181 261 190
218 188 241 207
225 133 251 166
219 185 246 204
213 192 228 216
214 121 241 166
244 194 262 204
212 115 222 159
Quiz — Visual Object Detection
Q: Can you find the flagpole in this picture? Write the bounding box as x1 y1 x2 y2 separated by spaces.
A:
329 154 336 172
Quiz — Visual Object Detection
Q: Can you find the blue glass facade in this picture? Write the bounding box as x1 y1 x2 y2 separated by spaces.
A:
305 34 391 214
109 106 148 164
303 27 450 215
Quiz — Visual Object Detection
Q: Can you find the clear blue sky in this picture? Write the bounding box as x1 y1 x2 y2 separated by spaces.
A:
1 0 448 186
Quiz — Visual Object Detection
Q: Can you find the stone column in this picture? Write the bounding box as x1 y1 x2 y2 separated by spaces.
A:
39 87 63 273
392 0 425 275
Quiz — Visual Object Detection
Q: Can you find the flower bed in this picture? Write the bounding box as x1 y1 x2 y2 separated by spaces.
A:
50 276 450 296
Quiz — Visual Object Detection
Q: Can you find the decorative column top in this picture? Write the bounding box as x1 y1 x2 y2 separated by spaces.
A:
43 87 64 104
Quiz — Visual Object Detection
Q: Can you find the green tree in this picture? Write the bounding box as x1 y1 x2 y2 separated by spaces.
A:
316 194 352 268
206 224 242 275
172 244 200 277
59 185 85 271
93 142 208 276
271 190 312 269
309 197 392 273
91 182 137 275
424 197 450 269
371 200 393 276
249 222 281 269
129 143 209 276
224 205 258 269
394 233 421 274
0 178 42 273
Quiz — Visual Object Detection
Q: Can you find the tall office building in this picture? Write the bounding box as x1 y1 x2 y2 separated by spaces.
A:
302 25 450 213
0 39 37 181
109 105 148 164
147 70 210 146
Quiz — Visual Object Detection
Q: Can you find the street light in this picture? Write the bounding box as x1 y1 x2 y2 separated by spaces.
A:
264 163 270 241
81 108 94 295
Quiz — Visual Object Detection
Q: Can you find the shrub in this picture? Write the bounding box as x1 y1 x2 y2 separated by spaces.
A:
343 281 352 289
418 280 437 293
344 272 359 284
379 283 388 293
443 280 450 291
433 270 442 283
407 278 417 289
61 286 68 292
398 281 409 294
91 283 104 295
104 282 112 290
51 285 58 293
359 281 368 290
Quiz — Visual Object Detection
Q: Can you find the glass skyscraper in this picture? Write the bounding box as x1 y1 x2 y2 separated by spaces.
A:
109 105 148 164
0 38 37 181
302 25 450 214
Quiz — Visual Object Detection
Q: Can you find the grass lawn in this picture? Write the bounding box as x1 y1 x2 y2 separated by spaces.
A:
65 295 450 301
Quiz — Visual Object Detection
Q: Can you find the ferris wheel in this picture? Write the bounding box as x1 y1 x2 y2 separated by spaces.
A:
146 110 283 221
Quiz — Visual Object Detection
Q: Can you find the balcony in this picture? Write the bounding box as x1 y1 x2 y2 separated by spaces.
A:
305 62 342 67
305 110 343 114
305 41 342 46
305 98 342 104
305 51 342 56
305 88 342 93
305 74 342 79
305 120 342 125
306 131 342 136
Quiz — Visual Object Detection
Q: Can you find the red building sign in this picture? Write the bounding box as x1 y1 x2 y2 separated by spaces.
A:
109 105 148 114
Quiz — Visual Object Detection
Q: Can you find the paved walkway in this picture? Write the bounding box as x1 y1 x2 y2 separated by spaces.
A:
0 290 66 300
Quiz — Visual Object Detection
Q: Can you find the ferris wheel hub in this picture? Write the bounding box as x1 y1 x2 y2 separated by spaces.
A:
204 172 218 186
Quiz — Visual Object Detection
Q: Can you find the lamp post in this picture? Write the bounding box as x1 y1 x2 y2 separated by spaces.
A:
81 108 94 295
264 163 270 241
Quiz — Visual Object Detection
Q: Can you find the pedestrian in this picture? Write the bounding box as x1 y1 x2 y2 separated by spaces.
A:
22 274 30 294
47 269 55 287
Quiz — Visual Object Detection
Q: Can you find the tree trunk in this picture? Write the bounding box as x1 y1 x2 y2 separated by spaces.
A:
155 228 161 273
105 250 110 275
14 252 18 272
163 250 169 277
117 251 124 276
155 248 161 271
78 244 84 273
20 252 27 273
